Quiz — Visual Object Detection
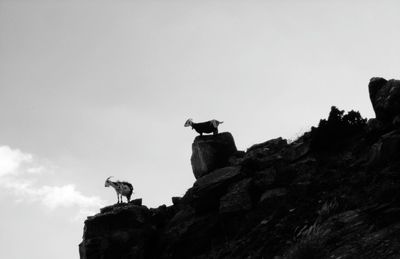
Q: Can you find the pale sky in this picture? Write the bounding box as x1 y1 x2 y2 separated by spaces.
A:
1 1 400 258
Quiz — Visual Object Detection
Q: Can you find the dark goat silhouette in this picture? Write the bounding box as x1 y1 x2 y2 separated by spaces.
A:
184 119 223 136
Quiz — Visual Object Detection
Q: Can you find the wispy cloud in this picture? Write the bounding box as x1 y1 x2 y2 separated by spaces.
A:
0 145 105 220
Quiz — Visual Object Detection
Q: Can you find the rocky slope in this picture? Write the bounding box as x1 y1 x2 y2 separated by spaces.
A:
79 77 400 259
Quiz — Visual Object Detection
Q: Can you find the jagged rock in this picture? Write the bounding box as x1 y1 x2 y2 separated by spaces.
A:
160 212 219 258
130 198 142 206
366 118 385 133
285 140 310 162
79 204 155 259
260 188 287 203
192 166 243 194
242 137 288 171
191 132 237 179
247 137 288 153
228 150 246 166
253 167 277 191
186 166 244 212
219 178 252 214
172 197 182 206
369 77 400 124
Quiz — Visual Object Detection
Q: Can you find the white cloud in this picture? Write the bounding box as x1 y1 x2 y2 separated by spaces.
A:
0 145 105 220
0 146 32 177
26 166 46 174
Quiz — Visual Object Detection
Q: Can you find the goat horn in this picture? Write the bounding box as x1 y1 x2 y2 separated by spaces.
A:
106 176 113 181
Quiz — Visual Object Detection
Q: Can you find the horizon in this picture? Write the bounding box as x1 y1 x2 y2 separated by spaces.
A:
1 1 400 258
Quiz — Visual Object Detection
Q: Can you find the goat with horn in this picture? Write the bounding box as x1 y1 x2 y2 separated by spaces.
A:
105 176 134 203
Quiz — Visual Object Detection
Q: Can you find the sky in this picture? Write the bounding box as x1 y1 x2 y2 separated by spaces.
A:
1 0 400 258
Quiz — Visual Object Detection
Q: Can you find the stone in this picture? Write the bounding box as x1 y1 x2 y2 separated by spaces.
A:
191 132 238 179
241 137 288 171
260 188 287 203
172 197 182 206
130 198 142 206
366 118 385 133
228 150 246 166
367 130 400 165
369 77 400 124
247 137 288 153
193 166 243 194
285 141 310 162
219 178 253 214
185 166 243 212
253 167 277 191
80 204 155 259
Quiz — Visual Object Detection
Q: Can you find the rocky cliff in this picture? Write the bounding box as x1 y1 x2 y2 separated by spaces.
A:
79 77 400 259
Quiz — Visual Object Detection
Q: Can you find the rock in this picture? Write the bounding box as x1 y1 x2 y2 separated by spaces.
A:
172 197 182 206
242 152 284 171
260 188 287 203
369 77 400 124
253 167 277 191
80 204 155 259
130 198 142 206
219 178 253 214
193 166 243 194
367 130 400 165
247 137 288 153
160 212 219 258
186 166 243 212
366 118 385 133
241 137 288 171
228 150 246 166
285 140 310 162
191 132 238 179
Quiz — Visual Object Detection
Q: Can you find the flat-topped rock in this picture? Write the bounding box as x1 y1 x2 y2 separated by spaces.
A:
191 132 237 179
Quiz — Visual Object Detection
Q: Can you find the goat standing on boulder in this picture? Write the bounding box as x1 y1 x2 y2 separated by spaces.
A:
184 118 223 136
105 176 134 203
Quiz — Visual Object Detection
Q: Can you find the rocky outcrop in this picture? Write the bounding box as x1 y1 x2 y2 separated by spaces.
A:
369 77 400 124
80 77 400 259
190 132 237 179
79 204 156 259
367 129 400 166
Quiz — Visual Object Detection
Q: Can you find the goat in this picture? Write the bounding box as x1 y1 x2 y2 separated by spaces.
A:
184 118 223 136
104 176 134 203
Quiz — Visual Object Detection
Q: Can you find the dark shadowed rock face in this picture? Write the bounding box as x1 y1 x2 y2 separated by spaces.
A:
80 78 400 259
369 77 400 124
79 204 155 259
191 132 237 179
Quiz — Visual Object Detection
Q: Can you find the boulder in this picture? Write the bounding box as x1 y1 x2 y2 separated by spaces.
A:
369 77 400 124
191 132 237 179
